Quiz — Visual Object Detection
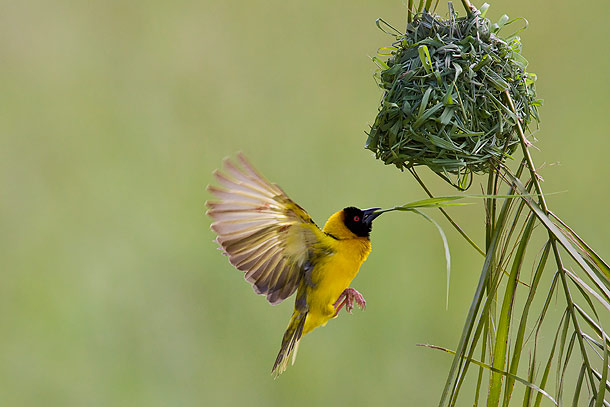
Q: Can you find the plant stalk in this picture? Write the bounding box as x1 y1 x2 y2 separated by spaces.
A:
460 0 476 17
409 167 485 256
503 89 598 401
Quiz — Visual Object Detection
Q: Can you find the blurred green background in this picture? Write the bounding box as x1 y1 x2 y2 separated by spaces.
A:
2 0 609 405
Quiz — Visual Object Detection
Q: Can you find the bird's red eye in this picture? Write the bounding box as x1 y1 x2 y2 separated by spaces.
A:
353 216 360 222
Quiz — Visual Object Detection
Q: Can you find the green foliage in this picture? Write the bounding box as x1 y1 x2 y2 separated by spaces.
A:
369 2 610 406
430 92 610 406
366 4 540 189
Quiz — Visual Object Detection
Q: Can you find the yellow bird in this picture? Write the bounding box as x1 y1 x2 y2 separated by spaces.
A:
206 154 384 376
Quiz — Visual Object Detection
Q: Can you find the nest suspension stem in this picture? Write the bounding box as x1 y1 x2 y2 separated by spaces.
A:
460 0 477 17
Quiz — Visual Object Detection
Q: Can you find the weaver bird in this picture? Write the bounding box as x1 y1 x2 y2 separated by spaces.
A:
206 154 384 376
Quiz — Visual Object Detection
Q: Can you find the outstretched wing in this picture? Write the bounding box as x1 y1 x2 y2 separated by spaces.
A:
206 154 329 305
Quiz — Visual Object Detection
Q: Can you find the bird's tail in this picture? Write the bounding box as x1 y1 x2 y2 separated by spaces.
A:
272 310 307 377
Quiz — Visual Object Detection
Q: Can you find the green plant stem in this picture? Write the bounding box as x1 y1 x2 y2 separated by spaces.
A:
485 170 496 249
440 162 527 407
503 89 598 401
424 0 433 12
460 0 476 17
505 241 552 404
446 178 524 406
489 214 536 406
409 167 485 256
474 321 489 406
484 168 498 406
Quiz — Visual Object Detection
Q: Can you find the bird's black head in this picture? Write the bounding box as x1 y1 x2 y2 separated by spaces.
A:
342 206 383 238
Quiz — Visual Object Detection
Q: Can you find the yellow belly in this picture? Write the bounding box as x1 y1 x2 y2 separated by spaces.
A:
302 240 370 335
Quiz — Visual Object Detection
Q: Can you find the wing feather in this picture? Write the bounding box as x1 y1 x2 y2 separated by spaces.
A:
233 241 283 269
207 154 329 305
214 170 276 200
206 186 265 205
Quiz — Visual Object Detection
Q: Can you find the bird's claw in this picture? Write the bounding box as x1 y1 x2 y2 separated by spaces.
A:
334 288 366 316
345 288 366 313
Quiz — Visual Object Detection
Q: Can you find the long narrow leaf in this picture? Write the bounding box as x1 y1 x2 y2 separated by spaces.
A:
564 269 610 313
475 322 489 406
411 209 451 308
550 212 610 282
591 369 610 394
594 330 608 407
557 331 577 401
440 222 500 406
389 196 467 211
390 193 542 212
505 242 552 404
490 215 536 406
452 246 513 406
420 344 557 405
575 304 610 349
442 187 518 406
504 171 610 305
573 364 587 407
534 312 569 407
523 350 535 407
409 167 486 256
453 254 507 405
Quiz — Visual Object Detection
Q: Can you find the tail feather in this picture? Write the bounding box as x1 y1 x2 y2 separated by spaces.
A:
272 311 307 377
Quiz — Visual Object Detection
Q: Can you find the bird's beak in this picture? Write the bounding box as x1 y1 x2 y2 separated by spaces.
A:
362 207 383 225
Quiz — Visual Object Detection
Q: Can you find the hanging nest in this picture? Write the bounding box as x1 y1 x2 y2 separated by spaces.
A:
366 3 541 189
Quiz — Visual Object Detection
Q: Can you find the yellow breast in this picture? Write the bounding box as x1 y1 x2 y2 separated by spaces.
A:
302 237 371 334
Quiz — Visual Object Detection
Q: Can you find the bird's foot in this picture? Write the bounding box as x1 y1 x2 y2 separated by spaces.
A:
334 288 366 316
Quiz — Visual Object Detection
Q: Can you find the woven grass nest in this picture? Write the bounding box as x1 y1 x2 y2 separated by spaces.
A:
366 3 541 189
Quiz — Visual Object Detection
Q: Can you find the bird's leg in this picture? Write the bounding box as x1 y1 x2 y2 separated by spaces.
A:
334 291 347 315
333 288 366 316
